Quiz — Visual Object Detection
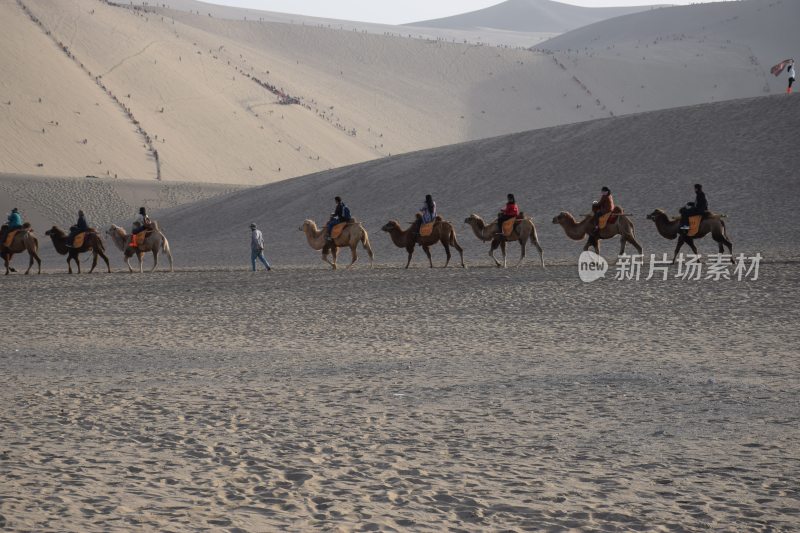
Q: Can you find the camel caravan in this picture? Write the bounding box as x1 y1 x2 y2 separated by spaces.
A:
1 184 733 274
1 206 172 275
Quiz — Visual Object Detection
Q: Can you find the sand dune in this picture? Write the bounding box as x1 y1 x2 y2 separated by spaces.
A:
153 95 799 270
412 0 658 34
536 0 800 99
2 0 791 185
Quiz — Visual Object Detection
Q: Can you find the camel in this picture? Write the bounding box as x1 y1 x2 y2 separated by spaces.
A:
381 217 465 268
464 214 544 268
106 223 173 273
646 209 733 262
0 224 41 275
45 226 111 274
300 220 374 270
552 211 642 257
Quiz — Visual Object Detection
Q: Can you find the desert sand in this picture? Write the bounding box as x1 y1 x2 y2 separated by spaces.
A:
1 264 798 531
2 1 800 531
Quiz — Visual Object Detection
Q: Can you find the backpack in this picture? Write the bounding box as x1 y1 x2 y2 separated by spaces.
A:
342 205 351 220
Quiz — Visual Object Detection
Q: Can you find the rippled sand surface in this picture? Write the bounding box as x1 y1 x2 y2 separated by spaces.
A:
1 264 798 531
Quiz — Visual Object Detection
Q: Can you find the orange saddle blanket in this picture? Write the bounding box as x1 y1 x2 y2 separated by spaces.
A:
419 222 435 237
599 207 623 229
72 232 87 249
331 222 347 239
3 230 20 248
688 215 702 237
502 218 516 237
129 232 147 248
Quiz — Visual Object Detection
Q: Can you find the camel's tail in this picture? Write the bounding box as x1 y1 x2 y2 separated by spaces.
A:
93 233 106 253
529 221 545 268
361 228 375 263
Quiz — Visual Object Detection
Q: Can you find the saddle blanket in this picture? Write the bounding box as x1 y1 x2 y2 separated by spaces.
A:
419 222 435 237
331 223 347 239
502 218 516 237
4 230 20 248
688 215 702 237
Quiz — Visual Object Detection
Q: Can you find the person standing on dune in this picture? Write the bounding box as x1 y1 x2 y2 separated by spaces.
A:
250 223 271 272
788 60 796 94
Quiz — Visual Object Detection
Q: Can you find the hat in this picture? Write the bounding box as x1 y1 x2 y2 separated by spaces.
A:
250 223 257 229
11 207 18 212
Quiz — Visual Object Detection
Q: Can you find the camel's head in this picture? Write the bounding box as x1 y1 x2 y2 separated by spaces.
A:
552 212 569 224
381 221 400 232
299 219 316 232
646 209 666 221
464 214 481 225
44 226 63 237
106 224 122 237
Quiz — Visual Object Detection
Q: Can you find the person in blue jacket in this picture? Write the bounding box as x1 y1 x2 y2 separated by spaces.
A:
66 210 89 248
1 207 23 246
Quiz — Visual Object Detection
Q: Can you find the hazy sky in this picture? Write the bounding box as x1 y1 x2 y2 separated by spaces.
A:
206 0 718 25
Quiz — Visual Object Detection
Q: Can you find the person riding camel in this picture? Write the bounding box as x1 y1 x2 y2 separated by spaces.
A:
496 194 519 238
1 207 24 248
130 206 151 246
325 196 352 243
66 210 89 248
413 194 437 238
593 186 615 237
679 184 709 231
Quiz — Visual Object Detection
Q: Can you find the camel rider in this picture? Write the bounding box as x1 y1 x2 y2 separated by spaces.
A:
130 206 150 245
593 186 615 236
66 210 89 248
413 194 437 238
325 196 352 242
496 194 519 237
1 207 24 246
679 184 709 231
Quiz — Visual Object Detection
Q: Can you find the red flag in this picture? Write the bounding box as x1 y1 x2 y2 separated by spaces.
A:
771 59 793 76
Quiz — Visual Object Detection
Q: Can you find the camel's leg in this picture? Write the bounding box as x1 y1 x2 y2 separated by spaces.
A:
330 247 339 270
89 251 98 273
515 241 526 267
98 249 111 273
422 245 434 268
25 251 34 275
687 238 699 256
405 246 414 269
501 241 508 268
619 235 627 256
67 255 74 275
451 235 465 268
713 231 733 257
150 249 159 273
488 240 502 267
346 245 358 269
440 242 451 268
629 235 643 255
75 254 82 274
166 249 174 272
584 236 600 254
672 237 685 264
125 254 135 273
4 254 9 275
